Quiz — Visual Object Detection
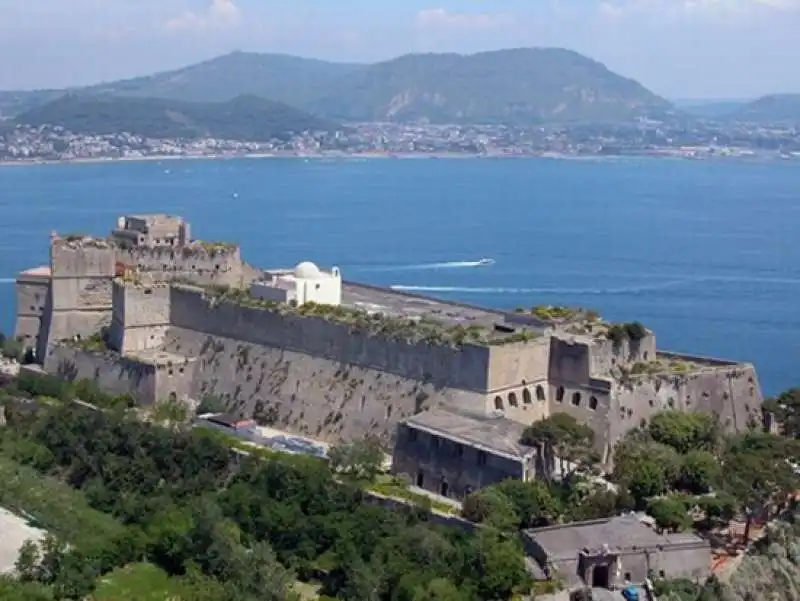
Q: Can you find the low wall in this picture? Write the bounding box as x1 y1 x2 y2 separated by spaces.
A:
170 286 491 392
43 345 156 402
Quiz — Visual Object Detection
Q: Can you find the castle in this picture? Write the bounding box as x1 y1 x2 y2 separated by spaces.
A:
14 215 764 462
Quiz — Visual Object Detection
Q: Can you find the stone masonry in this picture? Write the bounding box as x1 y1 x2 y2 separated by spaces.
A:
16 215 765 458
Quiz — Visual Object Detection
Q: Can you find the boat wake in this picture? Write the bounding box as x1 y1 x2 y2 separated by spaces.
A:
390 274 800 296
356 259 495 273
390 279 694 296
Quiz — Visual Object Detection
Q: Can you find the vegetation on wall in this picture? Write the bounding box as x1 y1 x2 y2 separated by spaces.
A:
606 321 648 345
201 285 540 348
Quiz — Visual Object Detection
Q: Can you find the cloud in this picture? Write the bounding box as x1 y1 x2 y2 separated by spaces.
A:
415 8 513 29
599 0 800 16
165 0 240 32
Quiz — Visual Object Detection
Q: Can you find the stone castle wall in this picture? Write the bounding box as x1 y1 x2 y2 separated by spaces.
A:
116 245 244 286
159 327 487 442
110 282 171 354
169 286 494 392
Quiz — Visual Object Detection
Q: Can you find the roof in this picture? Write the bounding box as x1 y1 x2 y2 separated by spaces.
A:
525 515 708 561
404 408 536 460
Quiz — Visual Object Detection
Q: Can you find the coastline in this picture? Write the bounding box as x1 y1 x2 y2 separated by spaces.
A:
0 150 791 168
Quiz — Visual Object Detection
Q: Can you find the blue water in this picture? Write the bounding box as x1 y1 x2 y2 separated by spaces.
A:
0 157 798 395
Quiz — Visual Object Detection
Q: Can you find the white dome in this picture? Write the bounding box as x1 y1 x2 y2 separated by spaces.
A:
294 261 322 279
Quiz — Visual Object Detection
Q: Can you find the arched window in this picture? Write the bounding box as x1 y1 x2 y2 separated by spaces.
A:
556 386 565 402
508 392 519 407
522 388 532 404
536 385 546 401
589 396 598 411
494 396 504 410
572 392 582 407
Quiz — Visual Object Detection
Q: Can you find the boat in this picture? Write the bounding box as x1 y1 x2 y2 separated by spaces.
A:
477 258 495 266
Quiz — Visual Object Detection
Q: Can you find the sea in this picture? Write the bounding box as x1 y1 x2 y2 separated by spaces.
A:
0 156 798 396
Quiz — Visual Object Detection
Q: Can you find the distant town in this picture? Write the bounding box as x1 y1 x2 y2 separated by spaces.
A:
2 120 799 164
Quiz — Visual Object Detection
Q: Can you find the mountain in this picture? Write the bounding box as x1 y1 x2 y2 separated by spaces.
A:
303 48 675 124
0 52 363 119
1 48 673 125
14 94 340 141
733 94 800 125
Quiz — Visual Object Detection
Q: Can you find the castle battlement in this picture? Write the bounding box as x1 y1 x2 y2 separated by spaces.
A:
16 214 765 455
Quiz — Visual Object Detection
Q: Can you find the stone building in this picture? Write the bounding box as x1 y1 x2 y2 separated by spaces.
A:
522 515 710 588
250 261 342 306
391 408 540 500
14 214 766 455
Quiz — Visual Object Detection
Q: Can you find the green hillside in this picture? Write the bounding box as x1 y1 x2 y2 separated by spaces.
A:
304 48 674 124
0 52 362 119
15 94 341 140
1 48 675 125
734 94 800 125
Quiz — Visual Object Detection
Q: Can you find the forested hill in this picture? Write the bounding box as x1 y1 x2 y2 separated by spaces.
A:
733 94 800 125
2 48 673 124
303 48 674 124
14 94 341 140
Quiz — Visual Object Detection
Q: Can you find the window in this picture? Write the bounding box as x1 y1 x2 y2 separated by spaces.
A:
440 480 450 497
556 386 565 402
571 392 582 407
477 450 487 466
624 572 632 582
523 388 532 404
168 392 177 402
589 396 598 410
416 472 424 487
494 396 504 410
508 392 518 407
536 385 546 401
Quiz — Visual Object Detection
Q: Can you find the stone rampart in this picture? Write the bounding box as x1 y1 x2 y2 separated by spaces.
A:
116 244 243 286
169 286 492 392
589 332 657 376
609 360 762 453
14 274 50 353
486 340 550 393
50 238 116 278
160 327 487 442
110 281 171 353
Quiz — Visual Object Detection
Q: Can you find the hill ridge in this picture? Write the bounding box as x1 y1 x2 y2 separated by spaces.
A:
2 47 674 124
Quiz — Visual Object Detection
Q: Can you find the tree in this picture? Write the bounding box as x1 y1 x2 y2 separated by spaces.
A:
461 488 520 531
328 436 384 481
465 530 531 601
14 539 40 581
411 578 467 601
492 479 560 528
613 438 681 505
722 431 800 543
647 495 692 533
677 450 720 494
648 410 719 454
521 413 597 478
764 388 800 438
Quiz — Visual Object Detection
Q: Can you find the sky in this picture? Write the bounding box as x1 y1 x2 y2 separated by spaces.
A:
0 0 798 99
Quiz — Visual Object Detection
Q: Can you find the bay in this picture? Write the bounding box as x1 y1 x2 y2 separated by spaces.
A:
0 156 797 395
